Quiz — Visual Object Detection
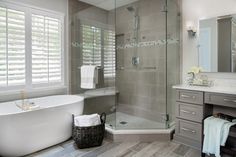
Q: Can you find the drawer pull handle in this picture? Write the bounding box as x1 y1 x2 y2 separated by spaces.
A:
180 109 196 115
181 94 196 99
181 127 196 134
223 99 236 103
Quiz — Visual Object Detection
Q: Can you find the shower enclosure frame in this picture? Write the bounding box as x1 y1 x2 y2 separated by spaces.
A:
70 0 181 136
112 0 180 131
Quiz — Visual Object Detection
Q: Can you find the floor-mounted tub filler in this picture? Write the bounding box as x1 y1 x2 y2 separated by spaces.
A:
0 95 84 157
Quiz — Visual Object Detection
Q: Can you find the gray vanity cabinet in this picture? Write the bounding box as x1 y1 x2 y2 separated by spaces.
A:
174 88 236 150
205 92 236 108
174 90 204 149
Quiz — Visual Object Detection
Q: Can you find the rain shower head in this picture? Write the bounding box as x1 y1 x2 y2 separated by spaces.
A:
126 6 135 12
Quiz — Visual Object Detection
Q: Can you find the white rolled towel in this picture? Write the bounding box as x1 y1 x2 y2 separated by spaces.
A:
74 114 101 127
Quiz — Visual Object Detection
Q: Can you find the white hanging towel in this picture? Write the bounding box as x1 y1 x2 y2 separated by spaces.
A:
80 65 98 89
202 116 236 157
74 114 101 127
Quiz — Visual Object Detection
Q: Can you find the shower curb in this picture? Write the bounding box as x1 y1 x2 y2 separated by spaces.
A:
105 126 175 142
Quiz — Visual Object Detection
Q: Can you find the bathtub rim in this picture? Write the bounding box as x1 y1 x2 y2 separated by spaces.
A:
0 95 84 116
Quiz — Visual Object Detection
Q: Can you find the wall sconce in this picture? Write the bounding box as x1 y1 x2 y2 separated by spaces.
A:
186 21 197 37
187 27 197 37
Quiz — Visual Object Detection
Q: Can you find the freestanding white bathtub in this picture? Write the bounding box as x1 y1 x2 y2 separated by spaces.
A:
0 95 84 157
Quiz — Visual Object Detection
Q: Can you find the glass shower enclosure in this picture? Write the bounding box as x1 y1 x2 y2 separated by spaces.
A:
69 0 180 130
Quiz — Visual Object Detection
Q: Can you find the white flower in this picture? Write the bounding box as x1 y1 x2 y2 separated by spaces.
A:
188 66 203 74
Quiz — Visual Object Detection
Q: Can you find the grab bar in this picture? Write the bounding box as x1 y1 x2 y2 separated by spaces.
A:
116 66 157 70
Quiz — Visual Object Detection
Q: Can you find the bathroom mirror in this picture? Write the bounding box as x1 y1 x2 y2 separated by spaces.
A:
198 15 236 73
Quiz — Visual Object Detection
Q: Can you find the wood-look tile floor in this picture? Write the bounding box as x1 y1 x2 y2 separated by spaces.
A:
27 139 201 157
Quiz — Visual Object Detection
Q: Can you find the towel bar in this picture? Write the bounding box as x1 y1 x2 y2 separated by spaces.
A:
77 66 103 70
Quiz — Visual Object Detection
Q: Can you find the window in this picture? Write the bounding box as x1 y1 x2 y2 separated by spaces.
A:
0 2 64 91
32 14 62 84
0 7 25 86
103 30 115 78
82 25 102 66
81 24 116 78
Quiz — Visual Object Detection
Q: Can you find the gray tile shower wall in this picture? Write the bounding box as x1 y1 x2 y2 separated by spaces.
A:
69 0 180 125
69 0 88 94
69 0 114 94
115 0 180 123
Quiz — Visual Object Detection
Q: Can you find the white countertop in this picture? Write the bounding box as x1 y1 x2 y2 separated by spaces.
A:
173 84 236 95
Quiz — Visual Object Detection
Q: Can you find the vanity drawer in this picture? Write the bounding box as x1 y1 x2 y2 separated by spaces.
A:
205 92 236 108
176 90 203 104
176 119 202 142
176 102 203 123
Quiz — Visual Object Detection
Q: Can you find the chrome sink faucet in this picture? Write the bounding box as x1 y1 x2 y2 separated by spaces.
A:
187 72 195 84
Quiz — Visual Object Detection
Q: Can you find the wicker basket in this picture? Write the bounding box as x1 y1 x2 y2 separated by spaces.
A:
72 113 106 149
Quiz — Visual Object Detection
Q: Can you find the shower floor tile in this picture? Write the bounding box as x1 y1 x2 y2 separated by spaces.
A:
106 112 166 129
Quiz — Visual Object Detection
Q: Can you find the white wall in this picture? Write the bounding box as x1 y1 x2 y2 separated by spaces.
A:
182 0 236 80
6 0 67 13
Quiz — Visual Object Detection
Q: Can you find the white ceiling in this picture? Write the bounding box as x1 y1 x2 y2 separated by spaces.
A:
79 0 139 11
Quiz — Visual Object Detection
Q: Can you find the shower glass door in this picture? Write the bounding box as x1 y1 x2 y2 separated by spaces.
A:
166 0 181 128
69 0 117 128
69 0 180 130
114 0 168 129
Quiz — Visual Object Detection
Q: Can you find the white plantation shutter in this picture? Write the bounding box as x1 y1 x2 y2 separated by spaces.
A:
0 7 7 86
81 24 115 78
0 6 25 86
104 30 115 78
32 14 62 84
0 2 64 91
82 25 102 66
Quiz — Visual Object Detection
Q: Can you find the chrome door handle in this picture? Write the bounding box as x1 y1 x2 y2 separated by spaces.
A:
181 94 196 99
180 109 196 115
223 99 236 103
181 127 196 134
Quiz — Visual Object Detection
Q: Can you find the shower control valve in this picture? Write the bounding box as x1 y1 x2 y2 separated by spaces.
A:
132 57 140 66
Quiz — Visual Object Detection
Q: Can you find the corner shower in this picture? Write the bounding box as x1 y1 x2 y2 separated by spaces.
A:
69 0 180 133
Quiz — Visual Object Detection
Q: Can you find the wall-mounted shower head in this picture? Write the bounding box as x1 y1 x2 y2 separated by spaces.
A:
126 5 139 36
